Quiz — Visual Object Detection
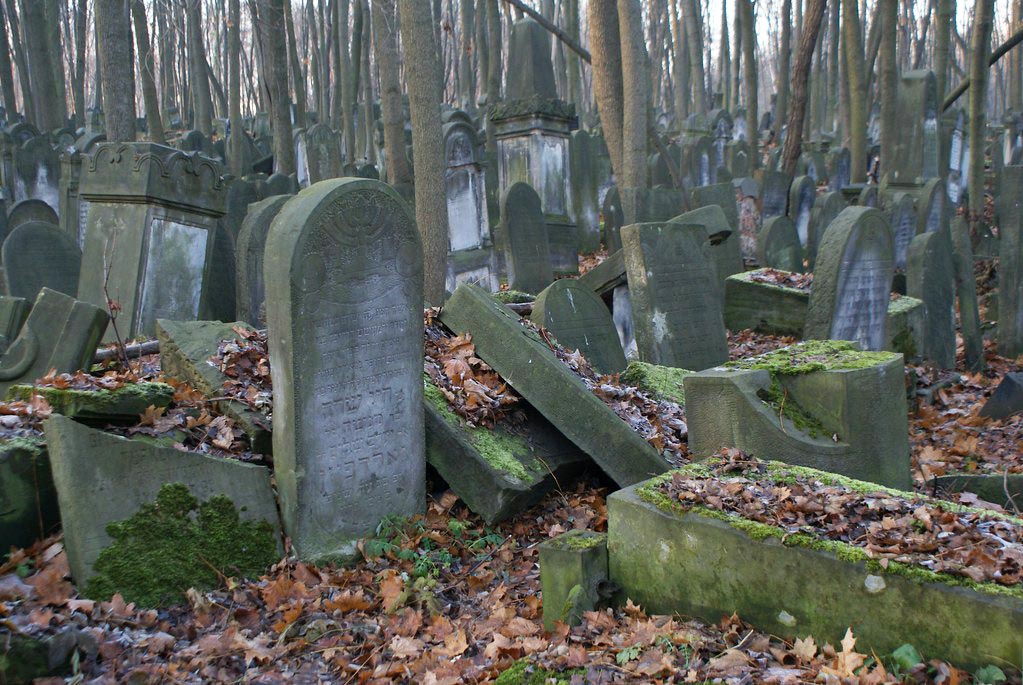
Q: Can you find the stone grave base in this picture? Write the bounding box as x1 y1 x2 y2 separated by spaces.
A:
0 436 59 551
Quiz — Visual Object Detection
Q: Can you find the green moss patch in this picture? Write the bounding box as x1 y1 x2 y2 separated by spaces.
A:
493 289 536 304
725 340 898 375
8 382 174 421
85 483 278 608
755 378 830 438
620 362 692 404
495 658 585 685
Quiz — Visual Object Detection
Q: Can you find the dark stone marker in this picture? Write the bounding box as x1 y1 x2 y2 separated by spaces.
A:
235 195 290 325
501 182 552 294
2 221 81 300
807 191 847 268
758 216 803 273
788 175 816 247
264 178 424 562
979 373 1023 421
601 185 624 253
0 438 59 552
805 207 895 351
621 222 728 370
530 279 627 374
7 199 57 232
906 230 955 368
886 192 918 270
759 170 792 220
668 205 744 290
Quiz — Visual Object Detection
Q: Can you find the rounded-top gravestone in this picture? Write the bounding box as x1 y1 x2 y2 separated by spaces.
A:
530 279 627 374
788 175 816 247
2 221 81 301
758 216 804 273
7 198 58 233
886 192 917 271
807 191 847 267
501 182 553 295
601 185 624 253
236 194 291 325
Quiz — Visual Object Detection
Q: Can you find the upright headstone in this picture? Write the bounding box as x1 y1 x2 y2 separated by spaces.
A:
530 279 627 374
805 207 895 351
759 170 791 220
304 124 342 184
807 191 847 267
8 199 58 232
668 205 744 289
443 116 497 292
12 136 60 211
0 288 107 397
828 147 852 191
621 222 729 370
2 221 81 300
236 195 290 325
788 175 816 247
501 182 553 294
890 71 940 182
907 230 956 367
998 165 1023 359
885 192 918 271
570 130 601 252
58 150 86 246
758 216 803 272
601 185 624 252
264 178 424 562
77 143 228 339
267 172 297 196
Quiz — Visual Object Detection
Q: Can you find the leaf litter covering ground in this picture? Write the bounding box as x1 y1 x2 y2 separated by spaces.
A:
746 268 815 290
1 485 983 684
661 450 1023 588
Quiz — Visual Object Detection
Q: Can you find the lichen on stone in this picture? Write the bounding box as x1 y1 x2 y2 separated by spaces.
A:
493 290 536 304
725 340 897 376
84 483 278 608
620 362 692 404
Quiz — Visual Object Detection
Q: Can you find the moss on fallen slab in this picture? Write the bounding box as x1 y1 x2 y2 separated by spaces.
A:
620 361 692 404
725 340 898 376
8 382 174 421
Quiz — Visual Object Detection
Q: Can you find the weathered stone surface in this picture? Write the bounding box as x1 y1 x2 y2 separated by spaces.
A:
788 175 816 247
443 118 498 292
998 166 1023 358
2 220 81 301
608 466 1023 671
0 288 107 397
304 124 342 184
539 530 608 630
439 283 668 487
44 414 280 584
670 203 744 288
235 195 290 326
930 473 1023 510
683 342 910 488
0 437 59 552
7 199 57 232
884 192 917 273
501 182 552 295
621 222 728 370
619 361 692 404
758 170 792 220
7 382 173 422
577 249 626 300
979 373 1023 421
907 230 956 367
531 279 626 374
890 70 940 182
601 185 624 252
424 377 587 524
757 216 803 272
724 270 810 335
265 178 424 562
0 296 28 352
570 131 600 252
12 136 60 211
157 318 273 452
504 18 558 102
807 191 846 268
805 207 894 351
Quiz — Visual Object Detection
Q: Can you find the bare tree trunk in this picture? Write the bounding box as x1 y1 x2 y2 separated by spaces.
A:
775 0 792 144
94 0 136 141
0 3 17 115
486 0 502 103
360 0 375 162
565 0 581 107
131 0 165 144
879 0 897 175
1012 0 1023 111
373 0 411 186
44 0 68 124
670 0 689 119
588 1 624 177
731 1 742 113
827 0 840 131
617 0 649 224
229 0 245 175
458 0 475 110
684 0 707 113
740 0 758 168
19 0 63 130
342 0 362 159
284 0 306 128
718 0 731 108
397 0 448 306
967 0 994 232
264 0 295 174
187 0 214 135
780 0 827 175
331 0 344 128
74 0 88 125
842 0 867 182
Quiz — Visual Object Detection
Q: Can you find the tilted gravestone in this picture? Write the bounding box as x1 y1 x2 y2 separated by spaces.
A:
907 230 956 368
77 143 228 339
805 207 895 351
8 198 58 233
0 295 28 352
2 221 81 301
501 182 553 294
530 279 627 374
264 178 424 562
828 147 852 191
58 150 87 247
807 191 847 268
45 414 280 585
0 288 108 397
998 165 1023 359
788 175 816 247
622 222 728 370
759 170 792 220
235 195 291 326
757 216 803 273
439 283 669 486
668 205 744 290
267 172 298 196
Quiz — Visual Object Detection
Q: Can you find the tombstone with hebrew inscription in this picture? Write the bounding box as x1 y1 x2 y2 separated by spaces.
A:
805 207 895 351
621 222 728 370
264 178 424 563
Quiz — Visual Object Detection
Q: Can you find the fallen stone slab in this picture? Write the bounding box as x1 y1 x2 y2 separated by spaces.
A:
44 414 281 584
155 319 271 454
608 463 1023 671
424 377 588 524
7 382 173 422
928 473 1023 511
0 436 59 552
439 283 669 487
979 373 1023 421
619 361 691 405
577 249 626 300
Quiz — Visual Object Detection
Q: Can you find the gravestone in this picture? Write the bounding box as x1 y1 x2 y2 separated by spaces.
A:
12 136 60 211
236 195 290 325
530 279 627 374
570 130 601 252
177 129 217 160
267 172 297 196
807 191 847 267
759 170 791 220
443 116 497 292
805 207 895 351
601 185 625 252
668 205 744 289
907 230 956 367
201 178 259 324
491 18 576 273
501 182 553 294
45 414 280 585
293 129 310 187
885 192 918 271
998 165 1023 358
77 143 228 339
0 296 28 351
58 150 87 246
264 178 424 562
2 221 81 301
890 71 940 182
788 175 816 247
0 288 107 397
621 222 728 370
8 199 58 232
979 373 1023 421
304 124 342 184
828 147 852 191
758 216 803 272
0 437 59 552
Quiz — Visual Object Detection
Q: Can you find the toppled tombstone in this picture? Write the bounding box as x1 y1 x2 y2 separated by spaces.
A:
530 279 626 374
439 283 669 487
44 414 281 585
928 473 1023 511
683 340 911 488
156 319 271 454
577 248 626 300
0 288 108 397
7 379 173 422
609 455 1023 671
979 373 1023 421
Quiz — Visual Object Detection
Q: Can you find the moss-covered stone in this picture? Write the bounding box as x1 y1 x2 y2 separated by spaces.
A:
492 289 536 304
494 658 584 685
8 382 173 421
725 339 898 375
609 467 1023 670
723 269 810 336
84 483 278 607
619 361 692 404
539 530 609 630
0 436 59 552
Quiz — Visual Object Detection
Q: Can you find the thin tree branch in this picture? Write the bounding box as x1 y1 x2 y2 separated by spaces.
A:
943 25 1023 111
